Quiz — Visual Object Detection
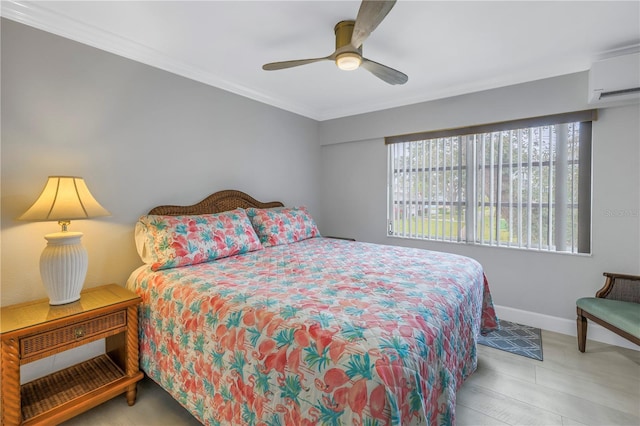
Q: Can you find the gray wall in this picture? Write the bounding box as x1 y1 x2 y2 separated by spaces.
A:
318 74 640 330
1 19 320 306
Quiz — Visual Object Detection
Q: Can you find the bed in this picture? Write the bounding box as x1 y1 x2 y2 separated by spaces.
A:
126 189 498 425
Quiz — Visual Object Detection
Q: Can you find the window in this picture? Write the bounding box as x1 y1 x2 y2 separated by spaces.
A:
386 110 595 254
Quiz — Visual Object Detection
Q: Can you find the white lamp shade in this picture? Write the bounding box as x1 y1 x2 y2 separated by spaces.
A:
19 176 110 222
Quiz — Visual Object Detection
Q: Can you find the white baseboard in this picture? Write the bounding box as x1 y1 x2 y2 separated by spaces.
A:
494 305 639 351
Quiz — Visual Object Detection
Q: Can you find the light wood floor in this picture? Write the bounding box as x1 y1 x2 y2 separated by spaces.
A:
63 330 640 425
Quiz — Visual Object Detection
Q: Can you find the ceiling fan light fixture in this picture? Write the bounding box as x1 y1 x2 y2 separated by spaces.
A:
336 52 362 71
262 1 407 84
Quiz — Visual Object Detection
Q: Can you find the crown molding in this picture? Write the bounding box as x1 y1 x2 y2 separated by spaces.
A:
0 1 321 120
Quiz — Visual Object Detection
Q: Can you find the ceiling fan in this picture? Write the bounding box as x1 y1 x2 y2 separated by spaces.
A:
262 0 408 85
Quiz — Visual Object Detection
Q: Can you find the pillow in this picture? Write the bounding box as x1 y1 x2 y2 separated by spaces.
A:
135 208 263 270
246 206 320 247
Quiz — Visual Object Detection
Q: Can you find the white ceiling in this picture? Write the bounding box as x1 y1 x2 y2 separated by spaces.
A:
2 1 639 121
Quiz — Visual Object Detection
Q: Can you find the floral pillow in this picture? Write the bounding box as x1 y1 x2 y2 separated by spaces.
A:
245 206 320 247
135 208 263 271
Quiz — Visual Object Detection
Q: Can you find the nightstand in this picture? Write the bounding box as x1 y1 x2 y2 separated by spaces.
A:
0 284 143 425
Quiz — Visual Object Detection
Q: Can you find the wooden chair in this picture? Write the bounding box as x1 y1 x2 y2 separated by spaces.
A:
576 272 640 352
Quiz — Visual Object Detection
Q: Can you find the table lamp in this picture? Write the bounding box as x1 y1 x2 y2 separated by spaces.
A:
18 176 111 305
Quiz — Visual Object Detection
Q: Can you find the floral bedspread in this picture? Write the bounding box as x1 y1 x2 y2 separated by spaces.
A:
127 238 498 425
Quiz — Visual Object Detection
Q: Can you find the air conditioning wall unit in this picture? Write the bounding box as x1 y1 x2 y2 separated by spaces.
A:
588 52 640 105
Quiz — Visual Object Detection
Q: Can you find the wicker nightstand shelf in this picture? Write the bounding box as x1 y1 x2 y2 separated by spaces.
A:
0 284 143 425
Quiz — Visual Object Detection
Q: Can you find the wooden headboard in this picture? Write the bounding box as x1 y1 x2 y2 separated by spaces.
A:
148 189 284 215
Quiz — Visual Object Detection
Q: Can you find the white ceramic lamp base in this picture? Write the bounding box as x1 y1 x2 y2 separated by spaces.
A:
40 231 88 305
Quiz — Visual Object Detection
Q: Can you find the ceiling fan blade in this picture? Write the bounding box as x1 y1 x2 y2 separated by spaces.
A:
361 57 408 85
262 56 332 71
351 0 397 48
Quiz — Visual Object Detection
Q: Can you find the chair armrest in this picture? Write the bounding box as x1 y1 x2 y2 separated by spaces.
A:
596 272 640 303
603 272 640 281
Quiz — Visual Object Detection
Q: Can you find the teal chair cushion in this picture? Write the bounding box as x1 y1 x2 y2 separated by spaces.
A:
577 297 640 339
